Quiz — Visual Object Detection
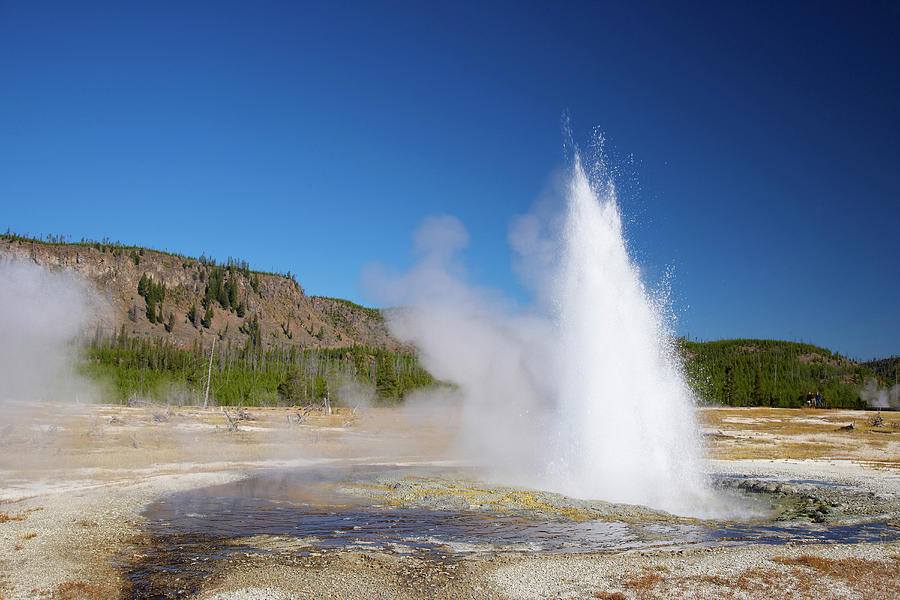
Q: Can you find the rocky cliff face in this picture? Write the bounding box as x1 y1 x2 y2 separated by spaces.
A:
1 238 398 351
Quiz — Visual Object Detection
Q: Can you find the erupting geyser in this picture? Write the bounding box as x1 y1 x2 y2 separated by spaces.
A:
546 155 706 513
370 144 710 516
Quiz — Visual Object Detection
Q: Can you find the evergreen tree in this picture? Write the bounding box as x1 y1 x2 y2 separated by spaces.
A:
202 305 214 328
314 375 328 400
751 369 763 405
217 284 230 309
242 313 261 348
277 367 303 401
375 353 399 400
723 365 735 404
227 277 238 308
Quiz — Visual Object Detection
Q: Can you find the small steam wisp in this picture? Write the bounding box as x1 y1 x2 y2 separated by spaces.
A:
368 145 711 516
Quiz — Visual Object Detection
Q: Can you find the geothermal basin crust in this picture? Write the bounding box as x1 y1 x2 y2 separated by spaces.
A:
0 404 898 600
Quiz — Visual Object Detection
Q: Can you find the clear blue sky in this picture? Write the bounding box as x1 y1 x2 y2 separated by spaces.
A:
1 2 898 359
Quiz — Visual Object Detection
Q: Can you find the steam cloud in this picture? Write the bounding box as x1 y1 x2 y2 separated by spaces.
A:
364 152 710 516
0 259 101 405
861 378 900 410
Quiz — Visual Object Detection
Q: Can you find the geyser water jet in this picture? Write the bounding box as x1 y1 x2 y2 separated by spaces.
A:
368 145 710 516
546 155 706 512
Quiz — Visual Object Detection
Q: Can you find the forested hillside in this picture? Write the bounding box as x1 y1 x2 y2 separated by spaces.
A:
1 232 398 350
3 232 892 410
863 356 900 386
679 339 875 408
81 330 432 406
3 232 435 406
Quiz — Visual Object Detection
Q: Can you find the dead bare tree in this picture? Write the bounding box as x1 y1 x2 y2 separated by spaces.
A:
289 406 314 426
222 409 239 432
86 418 103 438
203 336 216 409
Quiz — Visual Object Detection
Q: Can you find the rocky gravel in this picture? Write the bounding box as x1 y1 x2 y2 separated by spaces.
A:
2 406 899 600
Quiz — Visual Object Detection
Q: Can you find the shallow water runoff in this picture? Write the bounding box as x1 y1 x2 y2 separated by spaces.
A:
121 464 900 598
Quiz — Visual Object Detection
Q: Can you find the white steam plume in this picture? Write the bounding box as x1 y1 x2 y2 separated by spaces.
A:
364 151 710 516
0 259 101 405
860 378 900 410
